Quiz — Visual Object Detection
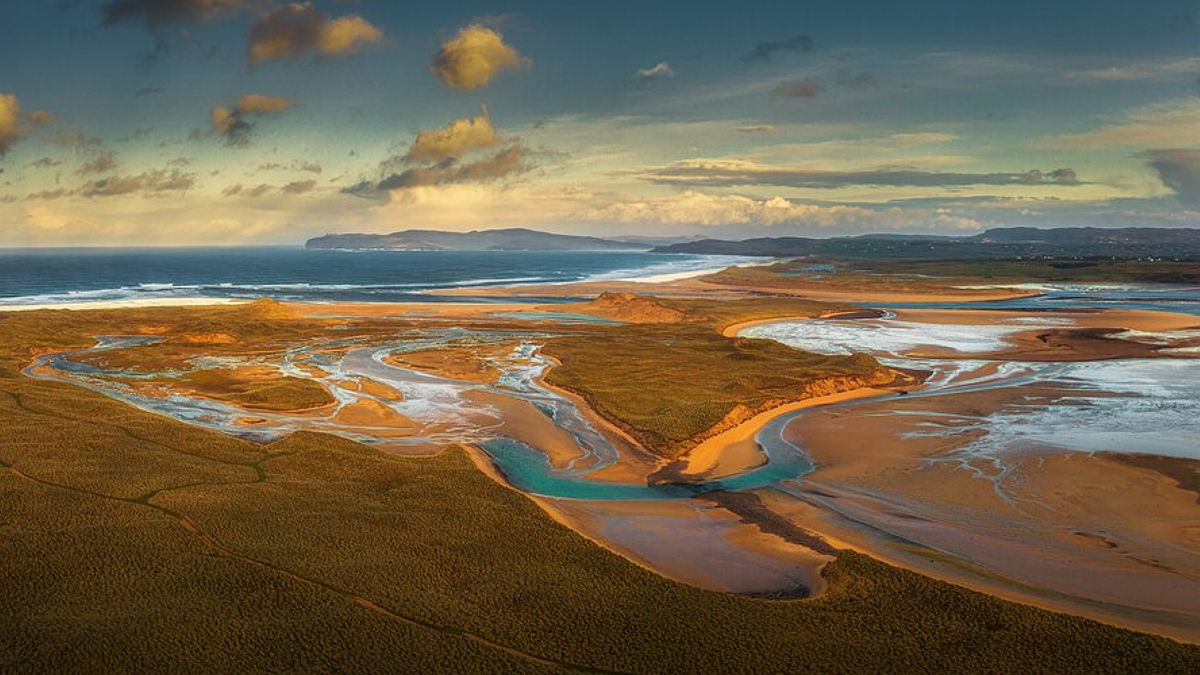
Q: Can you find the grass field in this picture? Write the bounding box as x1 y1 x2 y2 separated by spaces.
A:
180 368 336 411
2 305 1198 672
659 296 850 331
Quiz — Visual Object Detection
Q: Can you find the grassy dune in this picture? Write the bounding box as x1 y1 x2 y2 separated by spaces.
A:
180 368 336 411
542 323 892 457
660 296 848 331
2 305 1199 672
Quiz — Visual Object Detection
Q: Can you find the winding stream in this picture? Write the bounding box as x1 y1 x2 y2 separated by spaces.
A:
27 282 1200 502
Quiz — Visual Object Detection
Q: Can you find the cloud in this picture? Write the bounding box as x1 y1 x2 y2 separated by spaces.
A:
247 2 383 64
770 77 820 100
80 169 196 197
258 160 322 173
1043 100 1200 148
27 110 56 127
741 35 813 63
404 107 498 162
210 94 294 146
1144 149 1200 207
281 179 317 194
47 128 103 150
25 188 72 201
0 94 19 157
29 157 62 168
101 0 249 28
223 183 273 198
736 125 776 133
430 24 528 91
348 144 530 195
636 62 674 80
222 179 319 198
384 144 529 188
236 93 294 114
0 93 55 158
77 151 118 175
1066 57 1200 82
579 190 983 231
642 159 1082 189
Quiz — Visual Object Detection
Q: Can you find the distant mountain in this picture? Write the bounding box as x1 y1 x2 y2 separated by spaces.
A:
609 234 710 247
305 228 647 252
654 227 1200 260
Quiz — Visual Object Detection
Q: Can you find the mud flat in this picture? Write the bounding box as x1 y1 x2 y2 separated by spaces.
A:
733 303 1200 641
778 383 1200 642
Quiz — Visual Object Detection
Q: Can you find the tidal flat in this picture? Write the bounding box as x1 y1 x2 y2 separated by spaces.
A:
3 271 1200 670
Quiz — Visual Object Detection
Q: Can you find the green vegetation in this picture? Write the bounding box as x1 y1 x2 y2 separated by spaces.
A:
181 369 336 411
705 258 1200 294
861 258 1200 284
542 323 887 456
660 295 849 331
2 305 1198 672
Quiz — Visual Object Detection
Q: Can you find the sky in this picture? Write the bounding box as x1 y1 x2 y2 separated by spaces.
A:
1 0 1199 246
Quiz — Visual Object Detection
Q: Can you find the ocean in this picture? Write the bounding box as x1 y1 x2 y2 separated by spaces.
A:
0 247 758 309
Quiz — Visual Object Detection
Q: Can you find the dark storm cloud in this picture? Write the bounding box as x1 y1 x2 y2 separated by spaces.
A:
642 162 1083 189
741 34 813 63
1144 149 1200 208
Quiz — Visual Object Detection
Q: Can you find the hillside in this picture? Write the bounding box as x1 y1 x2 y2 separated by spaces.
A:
305 228 646 251
654 226 1200 260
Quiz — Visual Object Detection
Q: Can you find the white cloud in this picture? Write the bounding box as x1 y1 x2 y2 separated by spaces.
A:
636 62 674 80
579 190 984 231
1044 99 1200 149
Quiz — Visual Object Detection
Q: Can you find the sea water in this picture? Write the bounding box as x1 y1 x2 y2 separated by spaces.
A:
0 247 758 308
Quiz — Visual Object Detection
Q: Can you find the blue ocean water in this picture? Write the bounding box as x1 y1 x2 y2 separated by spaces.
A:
0 247 754 307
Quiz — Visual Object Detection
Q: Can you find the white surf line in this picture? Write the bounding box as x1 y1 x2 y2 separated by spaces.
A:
0 297 248 312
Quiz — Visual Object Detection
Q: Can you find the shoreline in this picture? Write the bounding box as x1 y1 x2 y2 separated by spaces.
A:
0 253 766 313
0 297 250 312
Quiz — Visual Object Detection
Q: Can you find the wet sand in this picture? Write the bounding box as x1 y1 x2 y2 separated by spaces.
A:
777 383 1200 642
663 387 900 482
462 445 834 597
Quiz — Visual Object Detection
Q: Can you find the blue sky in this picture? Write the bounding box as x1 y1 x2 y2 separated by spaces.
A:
1 0 1199 244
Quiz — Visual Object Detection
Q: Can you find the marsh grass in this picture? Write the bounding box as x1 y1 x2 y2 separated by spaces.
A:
542 323 884 456
1 304 1197 672
705 258 1200 292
